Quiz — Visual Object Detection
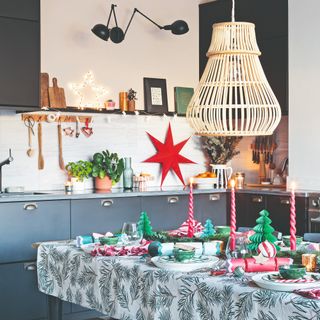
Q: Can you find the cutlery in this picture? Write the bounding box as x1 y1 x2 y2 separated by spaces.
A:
37 122 44 170
58 123 65 170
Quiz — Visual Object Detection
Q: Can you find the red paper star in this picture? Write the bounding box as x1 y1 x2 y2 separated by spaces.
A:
144 123 195 186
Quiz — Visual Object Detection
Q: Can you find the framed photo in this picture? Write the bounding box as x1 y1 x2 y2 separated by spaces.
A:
174 87 194 116
143 77 168 114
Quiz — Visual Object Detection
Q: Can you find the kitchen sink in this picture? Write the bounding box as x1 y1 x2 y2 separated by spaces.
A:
0 192 50 197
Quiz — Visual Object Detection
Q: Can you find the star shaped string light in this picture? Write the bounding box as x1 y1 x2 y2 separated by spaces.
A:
143 123 195 186
70 71 108 110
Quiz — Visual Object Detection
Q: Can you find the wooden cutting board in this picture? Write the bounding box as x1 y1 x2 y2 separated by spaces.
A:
40 73 50 108
48 77 66 109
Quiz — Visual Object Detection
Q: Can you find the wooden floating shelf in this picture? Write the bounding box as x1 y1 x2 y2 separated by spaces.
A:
20 106 184 117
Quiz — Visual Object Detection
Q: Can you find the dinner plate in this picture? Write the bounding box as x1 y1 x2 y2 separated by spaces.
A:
252 272 320 292
151 255 219 272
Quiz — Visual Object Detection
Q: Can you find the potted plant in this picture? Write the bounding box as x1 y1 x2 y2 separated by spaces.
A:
91 150 124 190
201 136 242 188
66 160 93 191
127 88 137 112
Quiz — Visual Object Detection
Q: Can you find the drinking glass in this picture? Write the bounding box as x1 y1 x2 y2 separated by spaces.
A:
225 234 251 259
121 222 142 245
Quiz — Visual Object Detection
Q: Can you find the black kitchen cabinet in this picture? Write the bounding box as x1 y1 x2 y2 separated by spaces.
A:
0 0 40 21
0 200 70 264
0 262 47 320
266 195 308 236
199 0 288 114
0 0 40 111
196 193 227 226
228 193 266 229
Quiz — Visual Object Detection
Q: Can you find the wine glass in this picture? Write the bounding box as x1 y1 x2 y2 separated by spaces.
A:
225 233 251 259
121 222 142 245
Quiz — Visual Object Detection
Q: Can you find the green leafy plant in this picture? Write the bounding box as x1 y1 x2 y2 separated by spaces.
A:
91 150 124 183
202 136 242 165
127 88 137 101
66 160 92 182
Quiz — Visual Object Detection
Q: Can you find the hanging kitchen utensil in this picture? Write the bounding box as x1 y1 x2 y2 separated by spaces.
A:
37 122 44 170
24 116 35 157
49 77 66 109
40 73 50 109
81 118 93 137
63 127 74 137
75 117 80 138
58 122 65 170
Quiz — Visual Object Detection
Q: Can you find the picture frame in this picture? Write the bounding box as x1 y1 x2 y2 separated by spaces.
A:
143 77 168 114
174 87 194 116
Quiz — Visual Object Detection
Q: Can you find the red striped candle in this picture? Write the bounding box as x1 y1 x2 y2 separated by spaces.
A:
290 183 297 251
230 179 236 250
187 177 194 238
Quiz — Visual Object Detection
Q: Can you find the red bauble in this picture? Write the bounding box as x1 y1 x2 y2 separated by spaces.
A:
144 123 195 186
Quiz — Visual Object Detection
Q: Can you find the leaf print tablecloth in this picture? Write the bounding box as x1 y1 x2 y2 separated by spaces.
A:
37 242 320 320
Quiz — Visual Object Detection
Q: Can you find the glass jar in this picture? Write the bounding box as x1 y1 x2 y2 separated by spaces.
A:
225 234 251 259
123 157 133 189
235 172 245 189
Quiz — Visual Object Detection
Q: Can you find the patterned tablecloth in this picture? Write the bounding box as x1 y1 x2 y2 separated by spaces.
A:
37 242 320 320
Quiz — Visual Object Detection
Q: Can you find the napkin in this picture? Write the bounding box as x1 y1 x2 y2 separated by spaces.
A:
294 288 320 300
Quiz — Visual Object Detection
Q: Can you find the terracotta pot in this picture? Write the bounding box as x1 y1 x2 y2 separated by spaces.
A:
95 176 112 190
128 100 135 112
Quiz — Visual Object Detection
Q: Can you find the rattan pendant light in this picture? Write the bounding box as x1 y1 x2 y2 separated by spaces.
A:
186 0 281 136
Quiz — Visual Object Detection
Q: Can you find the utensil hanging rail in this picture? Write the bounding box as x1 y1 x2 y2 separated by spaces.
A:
21 114 92 123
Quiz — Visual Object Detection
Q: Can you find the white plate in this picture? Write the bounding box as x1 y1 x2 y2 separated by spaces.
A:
252 272 320 292
151 255 219 272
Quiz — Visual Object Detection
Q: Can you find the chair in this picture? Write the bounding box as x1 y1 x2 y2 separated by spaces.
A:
303 233 320 243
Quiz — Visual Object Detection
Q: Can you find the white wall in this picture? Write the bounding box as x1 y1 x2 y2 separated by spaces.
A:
0 0 206 191
288 0 320 190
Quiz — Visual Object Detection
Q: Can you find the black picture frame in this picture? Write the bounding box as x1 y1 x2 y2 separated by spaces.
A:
143 77 168 114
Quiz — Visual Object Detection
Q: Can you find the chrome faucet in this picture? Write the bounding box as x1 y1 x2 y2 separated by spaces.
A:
0 149 13 193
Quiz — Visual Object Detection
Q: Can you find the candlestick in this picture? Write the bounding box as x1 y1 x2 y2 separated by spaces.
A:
290 183 296 251
187 177 194 238
230 179 236 250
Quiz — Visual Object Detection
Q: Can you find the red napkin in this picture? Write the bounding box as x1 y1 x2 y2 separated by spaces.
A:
294 288 320 300
168 219 204 237
90 239 150 257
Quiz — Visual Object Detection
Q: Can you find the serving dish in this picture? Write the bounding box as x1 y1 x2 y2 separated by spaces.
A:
193 177 218 189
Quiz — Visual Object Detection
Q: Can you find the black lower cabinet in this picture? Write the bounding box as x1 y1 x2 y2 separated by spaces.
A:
0 262 47 320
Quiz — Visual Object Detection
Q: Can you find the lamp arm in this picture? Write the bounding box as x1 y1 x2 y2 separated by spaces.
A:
111 4 119 27
124 8 163 37
106 4 115 28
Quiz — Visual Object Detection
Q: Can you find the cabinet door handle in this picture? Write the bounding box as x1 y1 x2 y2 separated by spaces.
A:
280 199 290 205
101 199 114 207
168 196 179 204
24 262 37 271
23 203 38 211
311 217 320 224
252 196 263 203
209 194 220 201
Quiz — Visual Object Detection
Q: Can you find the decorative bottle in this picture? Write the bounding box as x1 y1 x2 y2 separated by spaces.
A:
123 157 133 189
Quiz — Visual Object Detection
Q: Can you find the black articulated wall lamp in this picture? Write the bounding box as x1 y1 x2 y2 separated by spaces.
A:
91 4 189 44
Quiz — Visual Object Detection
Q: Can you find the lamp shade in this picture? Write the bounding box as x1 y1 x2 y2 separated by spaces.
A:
110 27 125 43
163 20 189 35
186 22 281 136
91 24 109 41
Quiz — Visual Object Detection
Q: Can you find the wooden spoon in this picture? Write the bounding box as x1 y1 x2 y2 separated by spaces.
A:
27 126 34 157
38 122 44 170
58 123 65 170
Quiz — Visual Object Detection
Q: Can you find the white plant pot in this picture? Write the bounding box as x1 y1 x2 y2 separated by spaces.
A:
71 177 85 191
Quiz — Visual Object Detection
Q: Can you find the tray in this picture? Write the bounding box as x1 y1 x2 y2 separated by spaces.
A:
252 272 320 292
151 255 219 272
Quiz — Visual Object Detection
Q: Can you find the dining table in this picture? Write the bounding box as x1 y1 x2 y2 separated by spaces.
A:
37 241 320 320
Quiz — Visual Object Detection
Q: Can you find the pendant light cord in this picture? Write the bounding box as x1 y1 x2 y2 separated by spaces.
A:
232 0 235 22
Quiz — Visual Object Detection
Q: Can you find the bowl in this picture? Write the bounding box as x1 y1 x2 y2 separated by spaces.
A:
215 226 231 235
193 177 218 189
100 236 118 245
279 264 306 279
173 248 195 262
282 235 303 247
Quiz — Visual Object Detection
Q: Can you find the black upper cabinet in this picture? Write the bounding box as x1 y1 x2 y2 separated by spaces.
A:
0 0 39 21
0 0 40 111
199 0 288 115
